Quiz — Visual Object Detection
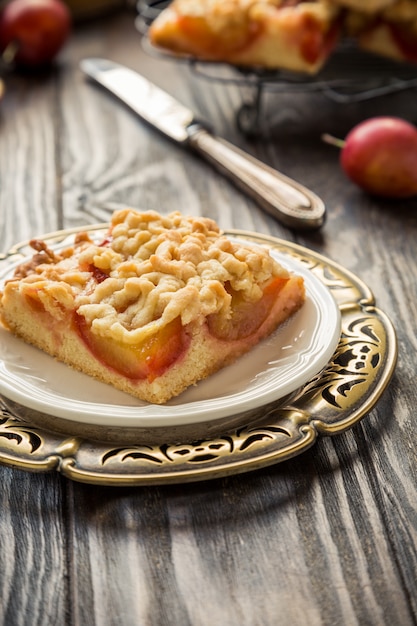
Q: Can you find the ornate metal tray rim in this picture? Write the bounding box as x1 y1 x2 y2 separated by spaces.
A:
0 226 398 485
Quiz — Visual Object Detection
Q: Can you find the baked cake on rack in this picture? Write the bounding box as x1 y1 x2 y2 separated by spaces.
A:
0 209 305 404
149 0 343 74
148 0 417 71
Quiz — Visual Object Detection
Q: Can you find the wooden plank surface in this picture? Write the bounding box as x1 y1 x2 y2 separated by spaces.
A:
0 8 416 626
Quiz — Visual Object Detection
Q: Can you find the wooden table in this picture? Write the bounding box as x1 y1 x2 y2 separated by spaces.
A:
0 8 416 626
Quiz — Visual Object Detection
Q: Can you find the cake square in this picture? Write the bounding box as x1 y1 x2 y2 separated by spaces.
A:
0 209 305 404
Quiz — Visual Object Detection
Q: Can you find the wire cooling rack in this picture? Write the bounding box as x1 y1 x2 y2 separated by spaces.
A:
136 0 417 134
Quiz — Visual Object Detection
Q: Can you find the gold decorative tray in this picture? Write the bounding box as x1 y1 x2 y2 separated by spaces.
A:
0 228 397 485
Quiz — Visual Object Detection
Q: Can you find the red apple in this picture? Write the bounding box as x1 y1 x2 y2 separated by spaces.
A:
337 117 417 199
0 0 71 68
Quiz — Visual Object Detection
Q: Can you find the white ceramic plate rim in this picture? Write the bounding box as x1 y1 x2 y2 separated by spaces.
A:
0 236 341 428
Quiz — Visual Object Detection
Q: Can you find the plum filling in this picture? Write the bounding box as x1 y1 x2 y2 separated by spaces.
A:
208 276 288 341
24 290 47 314
88 263 109 284
75 315 190 382
297 14 340 64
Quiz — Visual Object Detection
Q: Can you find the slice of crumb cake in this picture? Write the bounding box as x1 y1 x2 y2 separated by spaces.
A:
0 209 305 404
149 0 342 74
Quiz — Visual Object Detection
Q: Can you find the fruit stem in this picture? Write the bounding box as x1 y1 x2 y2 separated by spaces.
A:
321 133 346 149
1 40 18 70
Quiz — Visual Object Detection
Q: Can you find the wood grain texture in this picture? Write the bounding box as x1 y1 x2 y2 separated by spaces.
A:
0 8 416 626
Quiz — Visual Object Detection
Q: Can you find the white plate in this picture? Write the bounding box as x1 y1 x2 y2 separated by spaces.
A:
0 239 341 429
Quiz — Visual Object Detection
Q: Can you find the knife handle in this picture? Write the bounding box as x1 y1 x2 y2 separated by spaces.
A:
187 127 325 230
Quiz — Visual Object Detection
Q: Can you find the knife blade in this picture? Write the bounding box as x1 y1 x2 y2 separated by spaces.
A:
80 58 325 229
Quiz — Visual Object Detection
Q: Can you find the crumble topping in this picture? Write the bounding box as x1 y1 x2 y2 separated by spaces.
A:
9 209 290 343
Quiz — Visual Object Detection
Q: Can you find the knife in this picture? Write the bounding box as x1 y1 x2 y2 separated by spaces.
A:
80 58 325 230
